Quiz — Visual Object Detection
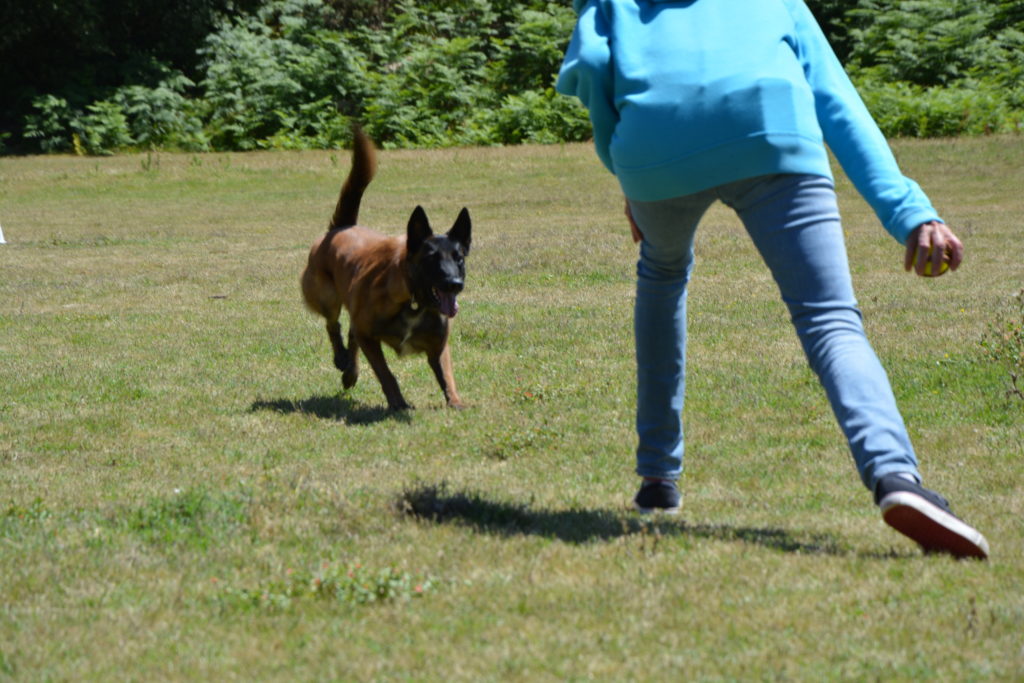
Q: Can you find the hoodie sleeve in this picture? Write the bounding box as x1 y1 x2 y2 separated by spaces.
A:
556 0 618 174
787 0 941 243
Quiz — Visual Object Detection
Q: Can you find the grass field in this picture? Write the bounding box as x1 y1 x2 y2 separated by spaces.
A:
1 137 1022 681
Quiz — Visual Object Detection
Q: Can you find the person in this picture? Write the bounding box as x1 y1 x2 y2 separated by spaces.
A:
556 0 989 558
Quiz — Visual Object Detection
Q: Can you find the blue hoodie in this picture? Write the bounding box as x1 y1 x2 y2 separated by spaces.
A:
556 0 940 243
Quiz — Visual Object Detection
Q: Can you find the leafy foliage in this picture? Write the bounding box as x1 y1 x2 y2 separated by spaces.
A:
847 0 1022 87
845 0 1024 136
805 0 860 62
857 80 1023 137
8 0 589 153
4 0 1024 154
0 0 262 152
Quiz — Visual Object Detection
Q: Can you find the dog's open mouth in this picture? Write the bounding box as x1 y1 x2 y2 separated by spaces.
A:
433 287 459 318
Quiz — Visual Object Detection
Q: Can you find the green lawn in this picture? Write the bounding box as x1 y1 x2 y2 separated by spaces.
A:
1 137 1022 680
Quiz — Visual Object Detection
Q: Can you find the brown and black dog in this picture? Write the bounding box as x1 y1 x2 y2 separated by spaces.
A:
301 127 471 410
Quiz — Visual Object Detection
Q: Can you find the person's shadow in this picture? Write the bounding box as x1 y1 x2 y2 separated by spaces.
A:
250 394 410 425
246 402 911 558
398 483 909 558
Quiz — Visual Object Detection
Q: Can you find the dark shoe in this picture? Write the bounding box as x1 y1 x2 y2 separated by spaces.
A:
875 475 989 559
634 479 681 514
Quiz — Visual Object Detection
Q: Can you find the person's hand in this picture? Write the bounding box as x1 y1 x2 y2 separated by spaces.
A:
625 200 643 244
904 220 963 277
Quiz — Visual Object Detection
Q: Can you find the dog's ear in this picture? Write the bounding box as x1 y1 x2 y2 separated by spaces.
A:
447 207 471 254
406 205 433 255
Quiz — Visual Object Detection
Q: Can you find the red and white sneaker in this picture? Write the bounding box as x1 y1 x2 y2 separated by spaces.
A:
875 474 989 559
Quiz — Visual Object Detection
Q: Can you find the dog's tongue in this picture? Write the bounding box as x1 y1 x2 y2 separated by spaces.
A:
437 290 459 318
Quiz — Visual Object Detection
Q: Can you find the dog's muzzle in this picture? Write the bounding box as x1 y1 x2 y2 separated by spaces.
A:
433 280 463 318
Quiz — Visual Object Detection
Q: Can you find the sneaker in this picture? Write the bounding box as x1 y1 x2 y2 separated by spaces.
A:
634 479 681 514
875 474 989 559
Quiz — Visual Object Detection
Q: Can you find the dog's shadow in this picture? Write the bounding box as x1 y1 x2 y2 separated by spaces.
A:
250 394 410 425
399 483 909 558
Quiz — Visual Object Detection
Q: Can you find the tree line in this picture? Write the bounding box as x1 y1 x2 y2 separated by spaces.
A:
1 0 1021 155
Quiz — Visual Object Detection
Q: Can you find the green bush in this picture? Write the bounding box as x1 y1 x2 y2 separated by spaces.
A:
15 0 586 153
856 76 1024 137
11 0 1024 154
198 9 316 150
848 0 1021 87
470 88 592 145
362 35 491 147
490 6 578 94
72 100 134 155
23 73 210 155
112 72 209 151
23 95 74 153
847 0 1024 137
260 96 351 149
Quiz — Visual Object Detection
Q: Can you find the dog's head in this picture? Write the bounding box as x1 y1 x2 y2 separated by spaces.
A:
405 205 472 318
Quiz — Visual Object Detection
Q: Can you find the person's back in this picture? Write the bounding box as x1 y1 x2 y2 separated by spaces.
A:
568 0 826 200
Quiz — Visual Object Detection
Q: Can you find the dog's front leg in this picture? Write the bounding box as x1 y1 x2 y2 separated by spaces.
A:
356 334 411 410
427 344 464 409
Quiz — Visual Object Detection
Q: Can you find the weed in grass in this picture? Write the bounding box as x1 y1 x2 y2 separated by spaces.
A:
480 418 560 461
120 486 252 549
3 498 50 524
1 499 52 543
0 651 14 677
979 288 1024 402
139 151 160 173
215 560 432 613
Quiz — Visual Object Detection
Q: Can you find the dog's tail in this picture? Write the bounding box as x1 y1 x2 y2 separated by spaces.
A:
329 125 377 230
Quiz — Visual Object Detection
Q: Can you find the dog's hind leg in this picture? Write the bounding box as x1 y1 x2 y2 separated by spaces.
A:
326 319 362 391
356 334 411 410
326 319 348 373
342 328 359 389
303 265 352 378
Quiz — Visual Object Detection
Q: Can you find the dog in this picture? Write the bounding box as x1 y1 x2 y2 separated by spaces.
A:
300 127 471 410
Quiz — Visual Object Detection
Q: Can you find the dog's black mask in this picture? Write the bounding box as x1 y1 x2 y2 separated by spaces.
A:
406 206 471 318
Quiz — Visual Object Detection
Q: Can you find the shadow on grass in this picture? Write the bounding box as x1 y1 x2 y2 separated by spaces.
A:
250 394 411 425
398 483 852 556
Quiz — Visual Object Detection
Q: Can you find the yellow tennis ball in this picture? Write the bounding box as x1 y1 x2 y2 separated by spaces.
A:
913 247 950 277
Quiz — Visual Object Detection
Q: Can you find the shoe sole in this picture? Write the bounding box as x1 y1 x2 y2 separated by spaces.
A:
634 503 681 515
880 491 989 559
